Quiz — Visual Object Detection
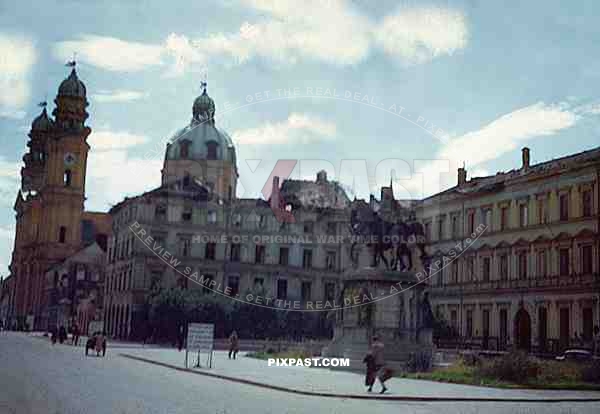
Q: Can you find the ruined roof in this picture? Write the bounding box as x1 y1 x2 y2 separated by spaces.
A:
279 172 351 210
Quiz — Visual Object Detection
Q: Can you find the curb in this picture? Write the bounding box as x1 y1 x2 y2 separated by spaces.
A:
119 354 600 403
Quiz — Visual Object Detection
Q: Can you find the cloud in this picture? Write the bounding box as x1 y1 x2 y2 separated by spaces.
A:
86 150 162 210
87 130 149 151
0 158 21 207
53 35 164 72
232 113 336 145
402 102 583 198
91 90 149 103
53 2 468 73
373 6 468 65
0 34 36 116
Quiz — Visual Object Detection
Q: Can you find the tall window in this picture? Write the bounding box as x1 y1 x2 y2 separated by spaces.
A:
500 207 509 231
301 281 312 302
467 212 475 235
277 279 288 300
255 245 265 264
206 142 218 160
451 216 459 239
499 254 508 280
466 257 474 282
302 249 313 269
182 206 192 222
438 216 445 240
425 222 432 241
180 141 190 158
303 221 313 233
326 251 337 271
559 194 569 221
537 250 547 277
451 261 458 284
324 282 336 302
518 252 528 280
482 257 491 282
537 198 548 224
181 238 191 257
559 248 570 276
59 226 67 243
519 204 528 227
155 204 167 221
64 170 72 187
230 243 241 262
466 309 473 338
204 242 215 260
582 190 593 217
227 276 239 297
207 210 217 224
582 245 593 274
279 247 289 266
327 222 337 235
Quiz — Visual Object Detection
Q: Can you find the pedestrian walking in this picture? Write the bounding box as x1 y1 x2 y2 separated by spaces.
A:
363 351 376 391
95 331 105 356
369 335 389 394
71 324 80 346
58 325 67 344
228 330 239 360
51 326 58 345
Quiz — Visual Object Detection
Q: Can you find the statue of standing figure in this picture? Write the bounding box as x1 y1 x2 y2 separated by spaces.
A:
419 291 434 330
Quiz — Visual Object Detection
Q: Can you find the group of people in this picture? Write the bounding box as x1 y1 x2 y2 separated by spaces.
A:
50 324 81 345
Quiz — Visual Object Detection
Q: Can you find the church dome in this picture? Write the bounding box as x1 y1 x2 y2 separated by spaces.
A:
58 68 87 98
165 87 236 163
31 107 54 132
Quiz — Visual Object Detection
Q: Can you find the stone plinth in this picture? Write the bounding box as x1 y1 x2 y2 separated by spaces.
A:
323 267 433 372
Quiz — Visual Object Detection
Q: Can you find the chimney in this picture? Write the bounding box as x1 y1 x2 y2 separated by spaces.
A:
457 167 467 186
270 176 280 209
522 147 530 170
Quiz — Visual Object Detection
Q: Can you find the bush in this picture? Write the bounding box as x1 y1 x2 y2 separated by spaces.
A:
477 351 539 383
537 360 581 384
581 360 600 384
460 352 482 367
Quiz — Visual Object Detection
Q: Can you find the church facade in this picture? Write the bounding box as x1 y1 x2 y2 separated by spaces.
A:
7 66 110 330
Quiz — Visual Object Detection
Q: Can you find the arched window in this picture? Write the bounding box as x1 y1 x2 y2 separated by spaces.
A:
180 140 190 159
206 141 218 160
64 170 72 187
183 173 191 187
59 226 67 243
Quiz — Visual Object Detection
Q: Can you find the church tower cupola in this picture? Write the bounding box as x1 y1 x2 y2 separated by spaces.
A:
53 62 89 130
192 82 215 124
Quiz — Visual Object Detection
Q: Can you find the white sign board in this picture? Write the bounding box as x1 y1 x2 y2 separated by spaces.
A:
187 323 214 352
88 321 104 336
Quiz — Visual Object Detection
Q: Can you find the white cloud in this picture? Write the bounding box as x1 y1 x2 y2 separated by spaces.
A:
0 224 15 239
232 113 336 145
373 7 468 65
53 2 468 74
53 35 164 72
91 90 148 103
0 34 36 116
88 130 149 151
402 102 582 197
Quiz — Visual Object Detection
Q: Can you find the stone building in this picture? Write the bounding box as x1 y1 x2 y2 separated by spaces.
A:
7 66 110 330
43 242 106 334
418 147 600 353
104 87 353 340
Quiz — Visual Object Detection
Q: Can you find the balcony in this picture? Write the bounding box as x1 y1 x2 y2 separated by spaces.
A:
431 273 597 296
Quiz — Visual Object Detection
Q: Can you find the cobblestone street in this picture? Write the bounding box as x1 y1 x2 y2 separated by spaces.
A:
0 333 598 414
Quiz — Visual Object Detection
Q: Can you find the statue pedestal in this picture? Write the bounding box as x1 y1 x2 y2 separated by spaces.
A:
323 267 433 372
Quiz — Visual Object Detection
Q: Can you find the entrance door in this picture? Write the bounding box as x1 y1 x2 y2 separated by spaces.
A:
538 307 547 353
559 308 570 351
514 308 531 351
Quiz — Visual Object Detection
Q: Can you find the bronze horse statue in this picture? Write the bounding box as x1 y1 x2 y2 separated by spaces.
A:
350 205 427 271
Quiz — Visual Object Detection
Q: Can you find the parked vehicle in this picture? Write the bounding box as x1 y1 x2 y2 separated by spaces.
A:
555 349 597 362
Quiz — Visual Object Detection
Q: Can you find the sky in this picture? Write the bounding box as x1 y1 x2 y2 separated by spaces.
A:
1 0 600 275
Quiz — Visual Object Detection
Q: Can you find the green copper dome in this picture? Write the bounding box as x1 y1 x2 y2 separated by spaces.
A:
192 88 215 121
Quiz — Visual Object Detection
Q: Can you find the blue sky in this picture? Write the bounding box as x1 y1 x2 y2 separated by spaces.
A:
1 0 600 274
